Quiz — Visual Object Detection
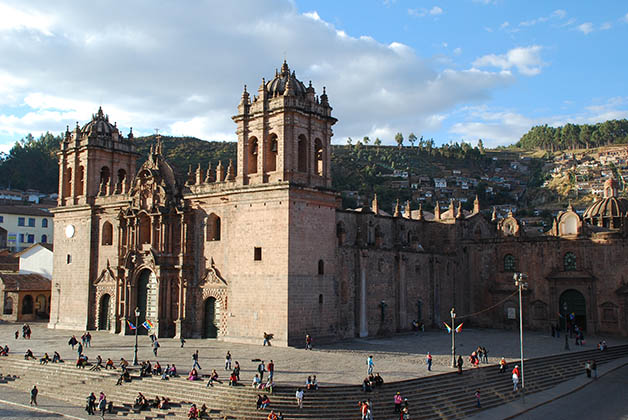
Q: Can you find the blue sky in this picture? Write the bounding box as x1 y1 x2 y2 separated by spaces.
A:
0 0 627 152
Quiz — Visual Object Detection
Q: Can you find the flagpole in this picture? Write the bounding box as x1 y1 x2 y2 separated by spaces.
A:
450 308 456 368
133 307 140 366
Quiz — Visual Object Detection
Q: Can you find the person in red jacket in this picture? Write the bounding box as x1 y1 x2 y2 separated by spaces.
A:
512 365 520 392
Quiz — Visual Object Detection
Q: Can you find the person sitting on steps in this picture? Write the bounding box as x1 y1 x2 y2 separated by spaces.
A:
24 349 35 360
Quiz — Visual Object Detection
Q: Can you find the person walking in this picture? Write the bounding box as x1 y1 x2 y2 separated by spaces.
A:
475 389 481 408
367 355 374 375
77 342 83 356
192 350 202 370
482 346 488 363
258 360 266 383
86 332 92 347
98 393 107 419
86 392 96 415
592 360 598 379
394 392 403 413
152 340 160 357
15 330 19 340
512 365 520 392
305 334 312 350
234 361 241 381
426 352 432 371
69 335 78 350
225 351 232 371
180 337 186 348
267 360 274 380
30 385 38 406
295 388 304 409
457 355 464 375
585 360 592 378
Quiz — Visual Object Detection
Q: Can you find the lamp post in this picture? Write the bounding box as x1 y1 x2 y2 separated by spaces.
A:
514 273 528 397
133 307 140 366
563 301 570 351
450 307 456 368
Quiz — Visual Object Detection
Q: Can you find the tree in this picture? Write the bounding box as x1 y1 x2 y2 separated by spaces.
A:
346 137 353 147
478 139 485 154
395 132 404 149
363 136 370 145
408 132 417 148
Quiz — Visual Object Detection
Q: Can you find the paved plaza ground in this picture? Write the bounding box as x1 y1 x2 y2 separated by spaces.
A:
1 322 626 386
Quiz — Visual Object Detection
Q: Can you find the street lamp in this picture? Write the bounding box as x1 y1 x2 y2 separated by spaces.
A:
133 307 140 366
563 302 570 351
450 307 456 368
514 273 528 397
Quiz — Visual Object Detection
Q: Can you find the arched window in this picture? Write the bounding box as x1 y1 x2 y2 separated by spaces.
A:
100 166 110 189
41 234 47 243
206 214 221 241
117 169 127 192
3 296 13 314
266 134 278 172
22 295 33 314
564 252 577 271
63 167 72 198
314 138 324 176
102 221 113 246
138 213 151 245
504 254 516 272
318 259 324 275
42 218 48 228
297 135 307 172
248 137 258 174
336 222 346 246
76 166 85 196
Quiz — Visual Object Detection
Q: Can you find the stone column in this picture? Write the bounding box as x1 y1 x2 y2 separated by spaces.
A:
359 250 368 337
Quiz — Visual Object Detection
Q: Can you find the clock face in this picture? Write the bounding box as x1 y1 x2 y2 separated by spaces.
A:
65 224 75 238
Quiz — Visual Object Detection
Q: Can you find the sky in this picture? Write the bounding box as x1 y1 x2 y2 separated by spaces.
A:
0 0 627 154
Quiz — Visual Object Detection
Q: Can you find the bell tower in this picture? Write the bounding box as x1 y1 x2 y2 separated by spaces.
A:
232 61 336 188
57 107 138 206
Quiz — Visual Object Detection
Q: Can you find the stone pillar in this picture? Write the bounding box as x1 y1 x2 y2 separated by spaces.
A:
359 250 368 337
399 255 407 329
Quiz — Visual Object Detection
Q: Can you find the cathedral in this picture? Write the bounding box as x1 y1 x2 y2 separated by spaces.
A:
48 62 628 345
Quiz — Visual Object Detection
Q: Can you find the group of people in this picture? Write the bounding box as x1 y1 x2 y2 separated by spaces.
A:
362 372 384 392
84 391 110 416
18 324 32 339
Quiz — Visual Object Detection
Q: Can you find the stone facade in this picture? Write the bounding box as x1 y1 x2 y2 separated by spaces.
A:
48 63 628 345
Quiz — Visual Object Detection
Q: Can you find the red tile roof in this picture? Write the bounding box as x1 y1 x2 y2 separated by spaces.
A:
0 272 51 291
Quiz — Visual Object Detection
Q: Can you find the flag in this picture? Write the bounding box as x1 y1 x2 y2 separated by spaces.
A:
443 322 451 333
142 320 154 330
127 320 136 330
455 322 463 333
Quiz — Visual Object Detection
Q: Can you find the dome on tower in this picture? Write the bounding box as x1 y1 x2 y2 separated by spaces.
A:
582 178 628 228
265 60 307 97
81 107 119 137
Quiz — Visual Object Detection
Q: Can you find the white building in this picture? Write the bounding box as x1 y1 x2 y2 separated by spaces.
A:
15 243 54 279
0 205 53 252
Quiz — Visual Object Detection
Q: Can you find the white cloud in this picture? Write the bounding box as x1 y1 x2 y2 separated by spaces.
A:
453 47 462 56
623 13 628 23
0 0 514 148
600 22 612 30
552 9 567 19
473 46 545 76
578 22 594 34
0 3 55 35
408 6 443 18
500 21 510 29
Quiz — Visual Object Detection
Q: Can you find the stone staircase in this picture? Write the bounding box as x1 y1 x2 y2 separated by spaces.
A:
1 344 627 419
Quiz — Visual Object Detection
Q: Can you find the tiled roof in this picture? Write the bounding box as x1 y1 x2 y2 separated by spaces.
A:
0 205 53 217
0 272 51 291
13 242 54 257
0 255 18 271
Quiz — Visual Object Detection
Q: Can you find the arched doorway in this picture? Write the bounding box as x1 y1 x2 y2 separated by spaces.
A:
559 289 586 331
99 294 111 330
203 297 220 338
22 295 33 315
136 269 157 335
35 294 48 319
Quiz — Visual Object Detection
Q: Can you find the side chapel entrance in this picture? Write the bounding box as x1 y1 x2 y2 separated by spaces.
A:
203 297 220 338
